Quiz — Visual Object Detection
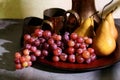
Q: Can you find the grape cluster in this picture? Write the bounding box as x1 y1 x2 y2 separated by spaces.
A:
14 28 96 69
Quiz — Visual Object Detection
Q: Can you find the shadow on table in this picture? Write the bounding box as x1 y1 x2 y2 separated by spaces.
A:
0 19 23 71
98 65 114 80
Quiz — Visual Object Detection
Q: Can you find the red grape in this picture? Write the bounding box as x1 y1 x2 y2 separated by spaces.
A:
34 39 40 46
52 34 62 41
53 48 62 56
30 55 36 61
83 36 88 40
80 43 86 49
34 50 41 56
27 61 32 66
14 58 20 64
59 53 68 61
70 33 78 40
76 55 84 63
24 34 31 41
85 38 92 44
28 37 36 44
76 48 83 55
88 48 94 53
50 43 57 50
24 44 31 49
74 42 81 49
16 64 22 69
86 58 91 64
56 41 62 47
34 29 43 37
48 38 54 45
42 50 49 57
55 35 62 41
52 33 57 39
68 54 75 63
76 37 84 43
54 35 62 41
43 30 51 39
20 56 26 63
63 34 69 42
15 52 21 59
23 49 30 56
90 53 96 61
67 47 75 55
25 55 31 61
39 38 46 43
82 50 90 59
43 43 49 50
68 40 75 47
52 56 60 62
30 46 37 52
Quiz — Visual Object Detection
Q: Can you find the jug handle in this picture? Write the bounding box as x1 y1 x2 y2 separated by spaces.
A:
64 10 80 27
42 20 54 32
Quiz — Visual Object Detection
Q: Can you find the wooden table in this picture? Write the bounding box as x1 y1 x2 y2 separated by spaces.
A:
0 19 120 80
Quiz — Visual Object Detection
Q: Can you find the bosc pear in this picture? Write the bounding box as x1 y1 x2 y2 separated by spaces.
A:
74 17 95 38
92 19 116 56
105 12 118 40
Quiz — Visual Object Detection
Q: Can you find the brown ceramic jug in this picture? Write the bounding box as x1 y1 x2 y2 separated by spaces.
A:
72 0 100 23
63 0 101 33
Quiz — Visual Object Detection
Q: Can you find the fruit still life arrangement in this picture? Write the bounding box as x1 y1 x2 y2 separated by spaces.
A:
14 0 119 70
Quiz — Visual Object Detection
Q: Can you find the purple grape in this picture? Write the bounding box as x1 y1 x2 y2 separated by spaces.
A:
43 43 49 50
48 38 54 45
39 38 46 43
56 41 62 47
50 43 57 50
43 30 51 39
62 35 69 43
30 46 37 52
34 39 40 46
42 50 49 57
24 44 31 49
30 54 36 62
64 32 70 36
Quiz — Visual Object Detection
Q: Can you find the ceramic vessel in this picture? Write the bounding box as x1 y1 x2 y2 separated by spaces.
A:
72 0 101 23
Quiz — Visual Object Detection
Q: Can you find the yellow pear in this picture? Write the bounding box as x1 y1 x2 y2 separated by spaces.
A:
92 19 116 56
105 12 118 40
74 17 95 38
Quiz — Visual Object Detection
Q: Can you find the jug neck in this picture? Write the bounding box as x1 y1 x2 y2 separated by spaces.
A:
72 0 96 19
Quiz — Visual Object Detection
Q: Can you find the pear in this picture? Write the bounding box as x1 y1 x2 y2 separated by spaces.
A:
105 12 118 40
92 19 116 56
74 17 95 38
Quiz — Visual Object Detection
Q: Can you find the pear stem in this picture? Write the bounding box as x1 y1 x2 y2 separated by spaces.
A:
110 6 118 13
89 11 99 21
90 11 99 17
105 6 118 17
101 0 113 18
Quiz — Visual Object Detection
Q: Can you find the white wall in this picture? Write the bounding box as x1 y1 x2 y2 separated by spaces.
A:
95 0 120 18
0 0 120 19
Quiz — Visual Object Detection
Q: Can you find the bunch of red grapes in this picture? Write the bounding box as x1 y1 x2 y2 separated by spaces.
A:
14 28 96 69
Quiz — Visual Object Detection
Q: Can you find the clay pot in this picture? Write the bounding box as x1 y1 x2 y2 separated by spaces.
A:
72 0 101 24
